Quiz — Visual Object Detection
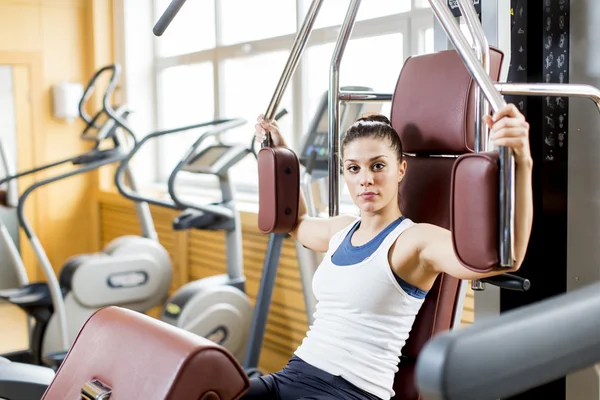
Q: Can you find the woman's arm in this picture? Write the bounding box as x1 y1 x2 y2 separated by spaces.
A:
254 116 357 253
417 104 534 280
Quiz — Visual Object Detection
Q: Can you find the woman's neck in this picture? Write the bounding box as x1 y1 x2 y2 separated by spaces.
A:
359 207 402 234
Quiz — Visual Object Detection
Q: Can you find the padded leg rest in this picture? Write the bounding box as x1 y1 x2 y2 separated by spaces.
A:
450 151 500 272
41 306 250 400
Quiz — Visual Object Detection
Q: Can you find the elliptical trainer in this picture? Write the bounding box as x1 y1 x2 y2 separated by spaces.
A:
0 65 172 371
110 104 253 362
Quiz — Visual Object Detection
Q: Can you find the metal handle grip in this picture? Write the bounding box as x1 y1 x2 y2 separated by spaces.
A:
153 0 188 36
481 273 531 291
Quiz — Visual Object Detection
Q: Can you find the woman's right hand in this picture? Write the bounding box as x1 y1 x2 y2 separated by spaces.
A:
254 114 287 147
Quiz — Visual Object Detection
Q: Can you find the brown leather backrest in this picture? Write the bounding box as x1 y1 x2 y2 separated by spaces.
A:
391 48 504 400
42 306 250 400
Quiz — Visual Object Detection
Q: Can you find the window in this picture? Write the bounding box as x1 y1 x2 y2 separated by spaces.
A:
303 33 404 122
156 62 215 181
302 0 412 29
119 0 436 196
219 51 294 189
219 0 297 45
356 0 412 20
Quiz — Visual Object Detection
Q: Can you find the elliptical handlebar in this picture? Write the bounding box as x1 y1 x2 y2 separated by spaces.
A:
15 150 129 351
0 155 83 187
0 105 132 188
114 117 247 214
166 118 248 218
78 64 123 137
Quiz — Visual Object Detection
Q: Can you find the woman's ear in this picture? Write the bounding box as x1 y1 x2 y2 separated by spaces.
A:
398 159 407 182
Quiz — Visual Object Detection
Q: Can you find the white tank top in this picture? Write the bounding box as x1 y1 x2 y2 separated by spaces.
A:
294 218 425 400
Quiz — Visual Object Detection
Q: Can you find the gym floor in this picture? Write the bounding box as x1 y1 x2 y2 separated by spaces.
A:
0 304 28 353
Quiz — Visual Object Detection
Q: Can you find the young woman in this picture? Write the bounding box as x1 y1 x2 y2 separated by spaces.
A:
246 104 533 400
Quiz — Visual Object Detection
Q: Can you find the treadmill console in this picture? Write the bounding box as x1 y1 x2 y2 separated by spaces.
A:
299 87 381 176
183 144 249 175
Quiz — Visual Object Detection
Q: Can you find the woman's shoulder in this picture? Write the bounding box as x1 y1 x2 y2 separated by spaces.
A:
399 221 448 240
392 222 450 258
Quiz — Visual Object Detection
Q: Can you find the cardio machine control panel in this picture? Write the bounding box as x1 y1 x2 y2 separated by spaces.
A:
299 87 380 177
183 144 250 175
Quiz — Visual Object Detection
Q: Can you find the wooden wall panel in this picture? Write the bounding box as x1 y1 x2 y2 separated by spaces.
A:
99 192 476 373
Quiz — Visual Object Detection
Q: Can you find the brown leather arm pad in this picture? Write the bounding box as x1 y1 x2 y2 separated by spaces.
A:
450 151 500 273
257 147 300 234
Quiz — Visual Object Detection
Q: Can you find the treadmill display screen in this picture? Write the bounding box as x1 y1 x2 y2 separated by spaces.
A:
300 101 372 172
189 146 229 168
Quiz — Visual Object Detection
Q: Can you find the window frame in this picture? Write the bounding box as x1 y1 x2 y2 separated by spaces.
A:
118 0 434 202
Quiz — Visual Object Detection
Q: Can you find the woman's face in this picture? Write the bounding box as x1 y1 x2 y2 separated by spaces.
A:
342 137 406 214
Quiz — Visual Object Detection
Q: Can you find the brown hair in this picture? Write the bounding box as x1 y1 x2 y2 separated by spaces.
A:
341 113 403 162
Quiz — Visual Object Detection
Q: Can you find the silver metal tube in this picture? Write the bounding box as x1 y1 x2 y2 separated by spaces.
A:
338 91 393 103
30 236 69 350
297 170 320 325
496 83 600 111
328 0 361 217
457 0 491 290
263 0 323 125
124 166 158 241
125 166 158 242
429 0 505 116
457 0 491 153
0 224 28 287
113 129 160 242
429 0 514 268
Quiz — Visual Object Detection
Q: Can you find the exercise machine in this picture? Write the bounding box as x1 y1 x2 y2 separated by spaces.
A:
164 139 255 362
0 65 172 371
111 93 291 366
416 279 600 400
0 66 135 400
0 358 53 400
111 109 254 363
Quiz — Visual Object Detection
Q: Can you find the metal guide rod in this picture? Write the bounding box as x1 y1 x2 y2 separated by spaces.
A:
262 0 324 147
328 0 362 217
456 0 491 290
429 0 514 268
496 83 600 112
338 91 393 102
457 0 491 153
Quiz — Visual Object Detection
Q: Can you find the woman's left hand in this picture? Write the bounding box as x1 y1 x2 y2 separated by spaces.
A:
485 103 532 167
